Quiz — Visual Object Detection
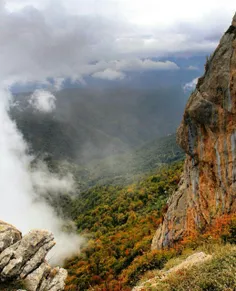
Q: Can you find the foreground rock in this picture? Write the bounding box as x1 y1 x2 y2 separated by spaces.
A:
0 221 22 253
0 221 67 291
152 13 236 249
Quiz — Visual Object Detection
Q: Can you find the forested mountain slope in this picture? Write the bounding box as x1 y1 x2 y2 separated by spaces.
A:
60 161 235 291
62 162 184 290
44 134 184 191
11 86 185 163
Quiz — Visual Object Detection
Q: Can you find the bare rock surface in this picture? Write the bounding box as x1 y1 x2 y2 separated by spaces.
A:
0 221 67 291
0 220 22 253
152 13 236 250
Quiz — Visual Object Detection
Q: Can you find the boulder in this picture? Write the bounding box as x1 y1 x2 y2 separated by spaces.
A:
0 221 22 253
0 222 67 291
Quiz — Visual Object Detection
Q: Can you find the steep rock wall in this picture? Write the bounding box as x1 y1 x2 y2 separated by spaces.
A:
152 13 236 249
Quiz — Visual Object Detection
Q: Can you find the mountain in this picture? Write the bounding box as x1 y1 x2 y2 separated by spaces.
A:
62 162 184 290
4 14 235 291
78 133 184 188
11 86 185 163
61 14 236 291
5 14 236 291
152 13 236 250
39 134 184 193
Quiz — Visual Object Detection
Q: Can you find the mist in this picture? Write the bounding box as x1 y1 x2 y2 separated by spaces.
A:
29 89 56 113
0 87 83 265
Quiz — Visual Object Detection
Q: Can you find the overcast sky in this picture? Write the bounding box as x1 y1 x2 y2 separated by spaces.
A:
1 0 236 85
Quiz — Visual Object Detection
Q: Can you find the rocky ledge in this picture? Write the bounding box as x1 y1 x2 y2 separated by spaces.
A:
152 13 236 249
0 220 67 291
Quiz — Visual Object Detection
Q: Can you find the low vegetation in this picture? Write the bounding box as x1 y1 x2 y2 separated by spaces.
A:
64 162 183 290
136 243 236 291
62 159 236 291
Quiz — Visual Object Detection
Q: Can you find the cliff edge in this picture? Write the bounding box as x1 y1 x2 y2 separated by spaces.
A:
0 220 67 291
152 13 236 249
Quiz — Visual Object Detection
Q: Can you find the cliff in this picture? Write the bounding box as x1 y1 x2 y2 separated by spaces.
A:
152 13 236 249
0 221 67 290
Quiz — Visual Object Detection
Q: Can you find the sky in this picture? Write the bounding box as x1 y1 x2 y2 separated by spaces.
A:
1 0 236 86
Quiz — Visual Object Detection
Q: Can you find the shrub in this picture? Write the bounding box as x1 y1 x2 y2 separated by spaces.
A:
120 249 176 286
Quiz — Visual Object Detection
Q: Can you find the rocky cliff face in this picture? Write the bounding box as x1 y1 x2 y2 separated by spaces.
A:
152 13 236 250
0 221 67 290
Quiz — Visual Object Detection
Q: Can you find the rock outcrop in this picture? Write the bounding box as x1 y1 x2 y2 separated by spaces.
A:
0 221 67 291
152 13 236 249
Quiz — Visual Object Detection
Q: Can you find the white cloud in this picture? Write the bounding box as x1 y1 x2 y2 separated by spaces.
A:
29 90 56 112
92 69 125 80
0 1 234 86
6 0 235 28
183 77 199 92
53 77 65 91
0 0 235 266
0 88 83 264
115 59 179 71
187 65 199 71
90 59 179 80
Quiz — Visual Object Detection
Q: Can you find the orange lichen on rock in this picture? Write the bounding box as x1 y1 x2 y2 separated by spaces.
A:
152 13 236 250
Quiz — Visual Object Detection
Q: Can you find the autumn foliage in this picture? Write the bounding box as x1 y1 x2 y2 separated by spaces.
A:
63 160 235 290
64 162 183 290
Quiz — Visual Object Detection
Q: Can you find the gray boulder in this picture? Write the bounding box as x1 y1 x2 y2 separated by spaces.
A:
0 221 67 291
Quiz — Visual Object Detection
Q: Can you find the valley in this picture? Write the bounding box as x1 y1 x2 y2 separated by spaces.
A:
0 3 235 291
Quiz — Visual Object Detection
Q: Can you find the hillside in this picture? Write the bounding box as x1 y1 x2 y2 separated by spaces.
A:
60 161 235 291
1 2 236 291
62 14 236 291
44 134 184 192
11 86 185 163
63 162 184 290
85 134 184 187
134 244 236 291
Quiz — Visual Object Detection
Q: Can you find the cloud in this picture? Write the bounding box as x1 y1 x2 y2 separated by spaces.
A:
115 59 179 71
90 59 179 80
0 1 234 86
0 88 83 264
92 69 125 80
29 90 56 112
183 77 199 92
0 0 235 267
6 1 235 29
187 65 199 71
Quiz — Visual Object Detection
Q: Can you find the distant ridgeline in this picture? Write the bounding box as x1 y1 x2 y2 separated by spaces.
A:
43 134 184 192
11 86 185 163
